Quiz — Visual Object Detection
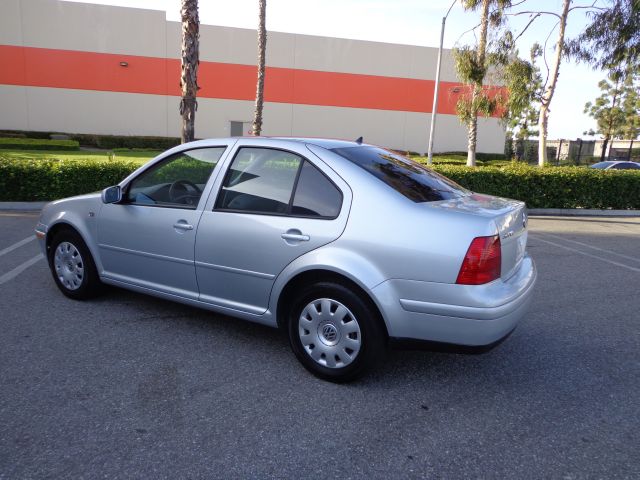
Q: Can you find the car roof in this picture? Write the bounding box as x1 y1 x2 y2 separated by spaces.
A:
177 136 369 152
270 137 365 150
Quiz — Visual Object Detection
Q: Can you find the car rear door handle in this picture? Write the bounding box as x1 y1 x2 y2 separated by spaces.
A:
173 222 194 231
281 230 310 242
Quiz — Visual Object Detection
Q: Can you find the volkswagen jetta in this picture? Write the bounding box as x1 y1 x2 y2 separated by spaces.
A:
36 137 536 381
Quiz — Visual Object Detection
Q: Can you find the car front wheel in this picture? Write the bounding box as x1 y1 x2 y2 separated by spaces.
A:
287 282 385 382
48 229 102 300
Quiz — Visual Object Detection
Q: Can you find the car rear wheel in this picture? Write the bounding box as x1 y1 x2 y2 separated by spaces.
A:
287 282 385 382
48 229 102 300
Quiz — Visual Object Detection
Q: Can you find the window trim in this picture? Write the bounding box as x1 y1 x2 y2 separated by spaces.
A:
213 146 343 220
122 146 228 210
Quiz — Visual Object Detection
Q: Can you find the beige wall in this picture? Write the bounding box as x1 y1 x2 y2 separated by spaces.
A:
0 0 506 154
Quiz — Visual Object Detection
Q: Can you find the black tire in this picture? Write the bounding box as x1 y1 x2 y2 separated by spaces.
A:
287 281 386 382
48 228 103 300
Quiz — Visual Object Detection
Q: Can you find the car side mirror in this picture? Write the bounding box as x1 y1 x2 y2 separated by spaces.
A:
101 185 122 204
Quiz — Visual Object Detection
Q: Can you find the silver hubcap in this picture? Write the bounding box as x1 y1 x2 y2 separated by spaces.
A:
54 242 84 291
298 298 361 369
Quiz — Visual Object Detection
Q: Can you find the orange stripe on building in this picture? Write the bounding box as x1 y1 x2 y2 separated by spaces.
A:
0 45 501 116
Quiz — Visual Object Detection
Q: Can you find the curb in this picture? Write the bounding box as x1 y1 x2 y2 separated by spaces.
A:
0 202 48 212
528 208 640 217
0 202 638 217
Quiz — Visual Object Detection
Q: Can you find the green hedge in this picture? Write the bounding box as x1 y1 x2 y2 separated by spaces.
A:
0 157 140 201
436 151 508 161
0 137 80 151
71 134 180 150
0 130 180 150
1 156 639 208
431 163 640 209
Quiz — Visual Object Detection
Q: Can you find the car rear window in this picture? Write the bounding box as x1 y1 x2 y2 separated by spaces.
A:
590 162 614 169
331 146 468 202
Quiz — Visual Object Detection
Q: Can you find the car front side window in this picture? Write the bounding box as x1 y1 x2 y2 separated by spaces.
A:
215 147 303 214
127 147 225 209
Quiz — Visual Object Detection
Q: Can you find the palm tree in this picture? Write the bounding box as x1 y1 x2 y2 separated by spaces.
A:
180 0 200 143
251 0 267 136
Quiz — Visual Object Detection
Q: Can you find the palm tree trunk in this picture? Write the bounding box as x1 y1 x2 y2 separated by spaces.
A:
252 0 267 136
538 0 570 166
467 115 478 166
467 0 490 167
180 0 200 144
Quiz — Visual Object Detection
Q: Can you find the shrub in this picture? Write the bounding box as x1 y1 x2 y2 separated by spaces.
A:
431 163 640 209
0 130 51 139
0 130 180 150
71 134 180 150
1 156 639 208
436 151 508 161
0 156 140 201
0 138 79 151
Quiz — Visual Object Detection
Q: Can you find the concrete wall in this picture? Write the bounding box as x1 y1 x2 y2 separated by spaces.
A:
0 0 506 154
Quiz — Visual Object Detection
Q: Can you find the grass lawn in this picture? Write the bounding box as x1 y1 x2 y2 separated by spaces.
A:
0 148 160 165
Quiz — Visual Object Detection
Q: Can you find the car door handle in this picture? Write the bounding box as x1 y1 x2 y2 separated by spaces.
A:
281 232 310 242
173 222 194 231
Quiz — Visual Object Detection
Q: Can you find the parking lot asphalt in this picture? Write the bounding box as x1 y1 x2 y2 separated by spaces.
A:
1 212 639 479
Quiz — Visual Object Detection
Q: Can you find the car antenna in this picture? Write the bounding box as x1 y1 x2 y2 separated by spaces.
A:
355 136 363 144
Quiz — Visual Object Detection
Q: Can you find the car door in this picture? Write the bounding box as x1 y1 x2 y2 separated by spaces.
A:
97 145 230 299
195 140 351 314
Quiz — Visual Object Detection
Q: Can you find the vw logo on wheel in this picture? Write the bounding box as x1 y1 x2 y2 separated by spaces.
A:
322 324 338 342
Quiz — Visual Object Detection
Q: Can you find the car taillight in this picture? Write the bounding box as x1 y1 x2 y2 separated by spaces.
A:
456 235 501 285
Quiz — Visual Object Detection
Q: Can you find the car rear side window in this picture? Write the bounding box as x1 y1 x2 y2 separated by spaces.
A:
614 162 640 169
331 145 468 202
292 161 342 218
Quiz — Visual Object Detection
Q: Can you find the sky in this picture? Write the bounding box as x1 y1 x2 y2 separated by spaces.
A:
65 0 608 140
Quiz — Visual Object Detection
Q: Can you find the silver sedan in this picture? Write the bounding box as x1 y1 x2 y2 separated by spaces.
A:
35 137 536 382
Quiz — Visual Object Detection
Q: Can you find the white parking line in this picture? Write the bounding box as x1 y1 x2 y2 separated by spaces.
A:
531 235 640 273
537 232 640 264
0 254 45 285
0 236 35 257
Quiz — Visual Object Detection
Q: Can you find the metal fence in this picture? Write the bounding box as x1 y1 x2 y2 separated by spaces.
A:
509 139 639 165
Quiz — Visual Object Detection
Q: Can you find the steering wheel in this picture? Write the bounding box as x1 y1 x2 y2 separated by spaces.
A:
168 179 202 206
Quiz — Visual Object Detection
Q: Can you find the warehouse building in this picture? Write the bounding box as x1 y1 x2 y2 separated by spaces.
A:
0 0 506 153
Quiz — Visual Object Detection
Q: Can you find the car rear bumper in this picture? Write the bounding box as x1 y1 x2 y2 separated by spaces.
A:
371 254 537 347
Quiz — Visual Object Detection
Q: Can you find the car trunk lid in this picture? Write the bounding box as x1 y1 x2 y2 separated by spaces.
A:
425 193 528 280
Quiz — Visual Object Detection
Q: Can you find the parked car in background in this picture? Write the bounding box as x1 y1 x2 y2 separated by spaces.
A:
589 161 640 170
35 137 536 382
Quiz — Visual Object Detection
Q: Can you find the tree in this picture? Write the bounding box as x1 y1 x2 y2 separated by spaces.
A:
506 1 605 165
501 43 543 159
584 68 640 159
536 0 571 166
584 73 627 160
179 0 200 144
569 0 640 76
619 73 640 140
251 0 267 136
454 0 513 167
